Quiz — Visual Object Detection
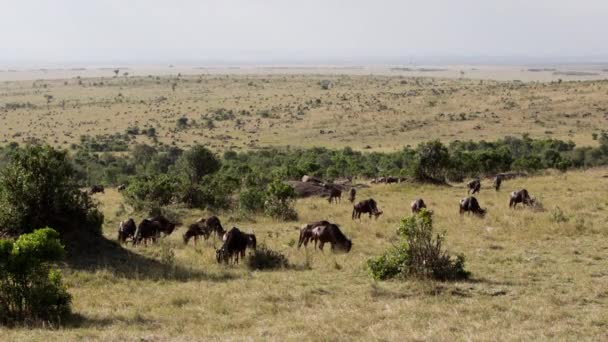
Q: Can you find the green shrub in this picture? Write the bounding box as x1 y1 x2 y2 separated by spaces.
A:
0 145 103 237
368 210 469 281
239 187 266 213
0 228 71 326
264 180 298 221
124 174 178 211
246 244 290 270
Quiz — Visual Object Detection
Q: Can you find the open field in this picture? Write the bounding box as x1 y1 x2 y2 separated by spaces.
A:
2 168 607 340
2 64 608 82
1 71 608 153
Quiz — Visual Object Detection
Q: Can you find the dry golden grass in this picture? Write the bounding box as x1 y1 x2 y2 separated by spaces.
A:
2 168 607 340
1 74 607 152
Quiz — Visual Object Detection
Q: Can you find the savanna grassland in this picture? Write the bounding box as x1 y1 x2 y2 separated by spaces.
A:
1 71 608 341
2 169 608 340
1 73 608 152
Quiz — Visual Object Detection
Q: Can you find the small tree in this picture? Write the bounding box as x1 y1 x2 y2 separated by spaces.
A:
0 227 71 326
412 140 450 182
176 117 188 129
174 145 221 185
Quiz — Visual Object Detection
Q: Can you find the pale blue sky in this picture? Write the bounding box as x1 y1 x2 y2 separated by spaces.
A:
1 0 607 64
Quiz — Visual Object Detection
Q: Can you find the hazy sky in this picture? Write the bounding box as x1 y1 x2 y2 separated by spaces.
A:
1 0 607 65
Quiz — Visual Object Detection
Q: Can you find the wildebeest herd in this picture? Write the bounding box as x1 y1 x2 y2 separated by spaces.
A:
114 175 536 265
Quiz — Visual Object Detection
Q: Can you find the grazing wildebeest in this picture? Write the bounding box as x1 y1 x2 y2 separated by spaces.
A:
216 227 255 264
198 216 226 238
352 199 382 220
410 198 427 214
327 187 342 203
298 220 330 248
133 216 178 245
348 188 356 203
459 197 486 217
117 218 136 243
133 218 161 245
183 216 225 244
117 184 126 191
310 224 352 252
467 179 481 194
509 189 534 208
183 221 212 245
90 185 104 194
152 215 178 236
493 175 503 191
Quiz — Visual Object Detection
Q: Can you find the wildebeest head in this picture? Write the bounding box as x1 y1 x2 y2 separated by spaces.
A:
216 248 227 263
246 233 257 250
343 239 353 252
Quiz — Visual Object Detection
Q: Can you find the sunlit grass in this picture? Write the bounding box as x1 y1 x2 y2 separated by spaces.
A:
2 168 608 340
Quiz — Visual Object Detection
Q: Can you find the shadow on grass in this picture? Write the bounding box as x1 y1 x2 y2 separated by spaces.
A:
63 233 238 282
64 312 156 329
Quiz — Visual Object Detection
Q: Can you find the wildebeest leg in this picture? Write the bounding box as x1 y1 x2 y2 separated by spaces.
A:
318 241 324 251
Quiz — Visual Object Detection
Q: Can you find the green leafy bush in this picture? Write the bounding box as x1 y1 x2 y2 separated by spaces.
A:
246 244 289 270
124 174 178 211
0 145 103 237
368 210 469 281
0 228 71 326
239 187 266 213
264 180 298 221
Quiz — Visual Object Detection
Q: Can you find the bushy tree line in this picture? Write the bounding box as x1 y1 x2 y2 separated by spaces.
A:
1 133 607 218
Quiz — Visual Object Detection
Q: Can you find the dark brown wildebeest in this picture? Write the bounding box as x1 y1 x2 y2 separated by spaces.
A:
216 227 256 264
493 175 503 191
327 187 342 203
117 218 136 243
183 216 225 244
410 198 427 214
348 188 356 203
133 216 178 245
117 184 126 191
467 179 481 194
509 189 534 208
352 199 382 220
153 215 178 236
310 224 352 252
459 197 486 217
298 220 330 248
132 218 161 245
90 185 104 194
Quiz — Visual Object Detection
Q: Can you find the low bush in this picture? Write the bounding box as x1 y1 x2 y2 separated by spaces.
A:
0 228 71 326
264 180 298 221
368 210 469 281
246 244 289 270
